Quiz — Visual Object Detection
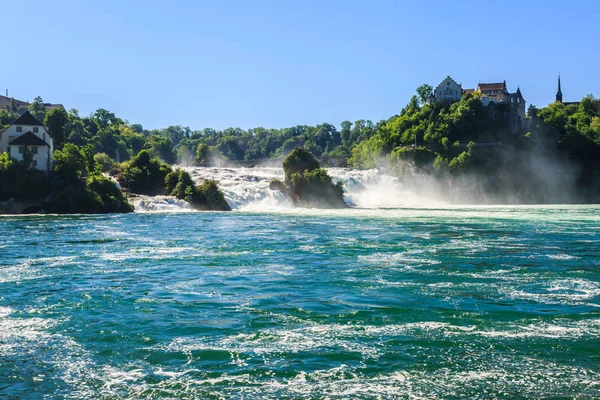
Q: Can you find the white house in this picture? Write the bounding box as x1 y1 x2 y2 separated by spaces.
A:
0 111 53 172
427 76 463 104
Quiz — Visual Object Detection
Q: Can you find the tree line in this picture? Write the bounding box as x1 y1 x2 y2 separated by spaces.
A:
2 87 599 204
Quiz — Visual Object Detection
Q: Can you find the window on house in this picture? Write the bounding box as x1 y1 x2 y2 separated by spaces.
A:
32 160 37 167
31 147 38 154
18 146 25 154
16 126 22 132
33 127 39 133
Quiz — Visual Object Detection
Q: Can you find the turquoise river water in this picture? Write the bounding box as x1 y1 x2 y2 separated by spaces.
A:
1 206 599 399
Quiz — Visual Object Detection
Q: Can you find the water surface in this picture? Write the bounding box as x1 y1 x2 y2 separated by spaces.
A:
1 206 599 398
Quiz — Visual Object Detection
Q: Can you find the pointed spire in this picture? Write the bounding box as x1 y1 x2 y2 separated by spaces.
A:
556 73 563 102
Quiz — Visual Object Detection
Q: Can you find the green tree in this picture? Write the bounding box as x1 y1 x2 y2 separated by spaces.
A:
28 96 47 122
53 143 88 185
282 147 320 183
195 143 209 164
93 153 116 172
416 84 433 105
44 107 69 149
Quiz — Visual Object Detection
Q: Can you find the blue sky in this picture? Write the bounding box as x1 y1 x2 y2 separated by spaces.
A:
2 0 599 130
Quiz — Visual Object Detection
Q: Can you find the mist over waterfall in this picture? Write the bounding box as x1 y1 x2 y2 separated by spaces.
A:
171 166 444 211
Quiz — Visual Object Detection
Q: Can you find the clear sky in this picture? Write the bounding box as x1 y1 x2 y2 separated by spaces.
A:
2 0 599 130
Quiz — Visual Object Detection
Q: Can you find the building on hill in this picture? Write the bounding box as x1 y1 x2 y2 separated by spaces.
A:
0 93 64 114
426 75 525 132
426 76 463 104
474 80 525 128
553 74 600 114
0 111 53 172
473 81 525 116
556 74 563 103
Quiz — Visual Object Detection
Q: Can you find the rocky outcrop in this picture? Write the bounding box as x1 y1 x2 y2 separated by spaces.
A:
270 147 348 208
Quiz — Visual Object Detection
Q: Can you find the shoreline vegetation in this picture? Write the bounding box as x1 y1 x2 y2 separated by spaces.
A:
270 147 347 208
1 88 600 213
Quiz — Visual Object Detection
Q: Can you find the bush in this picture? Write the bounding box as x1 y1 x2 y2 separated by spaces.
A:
190 179 231 211
87 174 133 213
44 174 133 214
44 186 103 214
53 143 87 185
0 153 50 201
120 150 170 194
273 147 346 208
282 147 320 183
388 147 438 176
94 153 116 172
165 168 231 211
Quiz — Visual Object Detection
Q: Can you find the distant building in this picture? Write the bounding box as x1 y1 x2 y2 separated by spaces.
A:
553 73 600 116
0 111 54 172
426 76 463 104
556 74 563 103
427 75 525 131
475 80 525 127
0 94 64 114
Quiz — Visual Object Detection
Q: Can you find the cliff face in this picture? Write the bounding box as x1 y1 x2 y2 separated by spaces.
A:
270 147 348 209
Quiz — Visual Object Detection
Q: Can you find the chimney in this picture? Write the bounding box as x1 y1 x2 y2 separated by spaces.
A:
5 89 7 97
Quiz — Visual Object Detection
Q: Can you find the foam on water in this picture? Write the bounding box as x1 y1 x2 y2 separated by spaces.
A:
1 206 599 398
131 195 192 212
181 166 445 211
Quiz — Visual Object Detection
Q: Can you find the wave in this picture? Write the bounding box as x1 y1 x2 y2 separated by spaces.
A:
130 195 192 213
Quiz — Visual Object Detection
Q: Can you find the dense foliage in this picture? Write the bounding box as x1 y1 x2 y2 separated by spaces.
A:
2 88 600 207
165 168 231 211
271 147 346 208
45 144 133 214
119 150 171 194
0 153 50 201
343 90 600 203
45 173 133 214
0 98 379 166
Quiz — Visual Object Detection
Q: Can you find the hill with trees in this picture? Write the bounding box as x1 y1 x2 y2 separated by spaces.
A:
2 88 599 207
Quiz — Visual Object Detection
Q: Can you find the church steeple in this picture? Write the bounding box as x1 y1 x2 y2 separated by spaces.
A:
556 73 563 103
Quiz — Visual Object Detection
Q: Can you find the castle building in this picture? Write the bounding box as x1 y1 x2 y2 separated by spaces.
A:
426 76 463 104
426 75 526 131
0 111 54 172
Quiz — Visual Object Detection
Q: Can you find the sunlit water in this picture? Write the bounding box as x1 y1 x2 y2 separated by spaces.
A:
2 168 600 398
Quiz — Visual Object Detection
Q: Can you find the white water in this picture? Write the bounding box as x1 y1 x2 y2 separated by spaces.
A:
131 195 192 213
162 166 446 211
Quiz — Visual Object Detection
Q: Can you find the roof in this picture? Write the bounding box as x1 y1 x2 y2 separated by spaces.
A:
436 75 462 89
462 88 475 94
557 75 563 96
8 131 49 147
0 95 64 112
0 95 29 107
11 111 42 126
478 82 506 91
515 87 525 100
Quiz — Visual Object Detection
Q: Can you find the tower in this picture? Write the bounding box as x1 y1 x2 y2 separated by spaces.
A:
556 73 563 103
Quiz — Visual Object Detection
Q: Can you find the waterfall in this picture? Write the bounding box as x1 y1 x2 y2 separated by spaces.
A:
127 167 447 212
176 166 445 210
